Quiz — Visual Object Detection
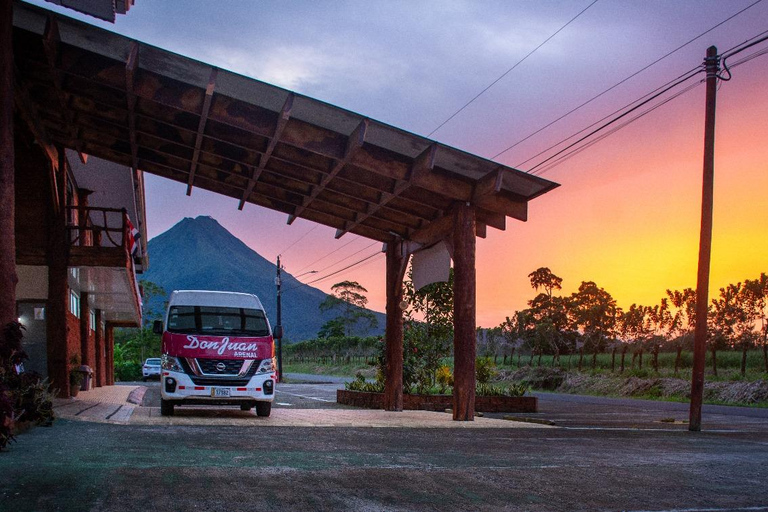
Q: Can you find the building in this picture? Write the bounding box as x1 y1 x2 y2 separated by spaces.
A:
14 122 147 396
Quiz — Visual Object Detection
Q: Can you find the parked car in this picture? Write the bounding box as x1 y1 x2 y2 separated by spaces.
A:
142 358 162 381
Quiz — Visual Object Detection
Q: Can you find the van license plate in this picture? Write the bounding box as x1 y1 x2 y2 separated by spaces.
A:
212 388 230 397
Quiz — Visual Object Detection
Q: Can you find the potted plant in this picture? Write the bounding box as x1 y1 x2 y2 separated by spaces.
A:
69 356 83 397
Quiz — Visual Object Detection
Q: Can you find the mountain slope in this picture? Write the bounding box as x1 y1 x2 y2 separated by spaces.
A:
141 216 384 341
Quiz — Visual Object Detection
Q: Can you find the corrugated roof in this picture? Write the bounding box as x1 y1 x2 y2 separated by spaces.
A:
13 1 559 246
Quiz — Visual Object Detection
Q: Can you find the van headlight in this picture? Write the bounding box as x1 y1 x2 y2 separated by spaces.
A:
256 357 276 374
161 354 183 372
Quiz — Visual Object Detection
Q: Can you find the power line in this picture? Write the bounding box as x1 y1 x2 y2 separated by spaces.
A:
532 80 704 176
490 0 764 160
304 252 385 288
287 250 383 291
524 32 768 176
313 241 379 274
519 66 702 173
277 224 318 257
294 234 362 274
426 0 599 138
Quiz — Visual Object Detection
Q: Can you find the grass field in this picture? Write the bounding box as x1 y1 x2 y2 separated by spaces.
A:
284 349 768 407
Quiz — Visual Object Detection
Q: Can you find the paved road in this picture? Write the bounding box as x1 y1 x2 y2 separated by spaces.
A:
139 379 350 410
139 378 768 431
2 413 767 511
4 381 768 511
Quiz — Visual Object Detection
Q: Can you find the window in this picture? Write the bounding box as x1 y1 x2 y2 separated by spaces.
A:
69 290 80 318
167 306 269 337
90 310 96 331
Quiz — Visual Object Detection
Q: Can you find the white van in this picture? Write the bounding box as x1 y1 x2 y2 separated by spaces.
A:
154 290 277 417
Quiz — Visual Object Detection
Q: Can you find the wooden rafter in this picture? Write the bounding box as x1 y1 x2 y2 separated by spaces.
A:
186 67 218 196
472 166 527 221
335 143 436 239
125 41 139 177
42 15 84 160
288 119 367 225
238 93 293 210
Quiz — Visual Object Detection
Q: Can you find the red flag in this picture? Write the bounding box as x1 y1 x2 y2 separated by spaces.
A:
126 217 140 255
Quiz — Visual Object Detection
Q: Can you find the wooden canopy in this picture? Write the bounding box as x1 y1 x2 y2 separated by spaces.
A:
13 2 558 247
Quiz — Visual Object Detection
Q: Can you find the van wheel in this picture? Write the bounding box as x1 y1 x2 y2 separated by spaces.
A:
160 399 175 416
240 403 253 411
255 402 271 417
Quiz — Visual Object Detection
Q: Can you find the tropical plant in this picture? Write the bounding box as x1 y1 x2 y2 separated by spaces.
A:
319 281 378 336
0 322 55 450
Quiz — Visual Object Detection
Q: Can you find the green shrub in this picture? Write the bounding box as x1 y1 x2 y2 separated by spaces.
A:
115 361 141 382
436 365 453 393
476 382 528 397
345 372 385 393
476 357 498 384
1 322 56 450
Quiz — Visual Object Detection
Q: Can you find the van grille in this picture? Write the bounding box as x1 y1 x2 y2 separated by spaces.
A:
198 359 244 375
179 358 262 386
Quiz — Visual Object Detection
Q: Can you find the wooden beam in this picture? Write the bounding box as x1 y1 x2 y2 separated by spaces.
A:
186 67 218 196
475 208 506 231
125 41 139 177
409 212 453 246
290 119 367 224
452 203 476 421
472 166 504 202
239 93 294 209
335 143 435 239
475 192 527 221
471 166 529 221
42 15 85 157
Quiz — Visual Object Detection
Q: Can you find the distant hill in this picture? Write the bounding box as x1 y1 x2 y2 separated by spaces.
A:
140 216 385 342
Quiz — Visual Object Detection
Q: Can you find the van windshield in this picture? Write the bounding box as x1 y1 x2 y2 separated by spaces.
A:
167 306 270 337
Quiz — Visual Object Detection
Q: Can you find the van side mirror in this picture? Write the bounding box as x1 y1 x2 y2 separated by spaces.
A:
152 320 163 335
274 325 284 340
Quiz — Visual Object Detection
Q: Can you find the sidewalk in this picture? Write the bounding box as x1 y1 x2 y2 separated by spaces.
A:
53 384 548 428
53 384 141 424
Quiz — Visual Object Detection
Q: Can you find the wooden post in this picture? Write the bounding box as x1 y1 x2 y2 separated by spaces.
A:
106 322 115 385
384 240 408 411
690 46 719 432
453 203 476 421
95 309 104 386
80 291 90 367
0 0 17 326
47 148 70 397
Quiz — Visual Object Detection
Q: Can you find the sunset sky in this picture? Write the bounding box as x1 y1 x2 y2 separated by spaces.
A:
29 0 768 327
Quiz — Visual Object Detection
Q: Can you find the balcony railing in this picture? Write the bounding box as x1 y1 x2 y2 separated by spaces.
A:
65 206 130 251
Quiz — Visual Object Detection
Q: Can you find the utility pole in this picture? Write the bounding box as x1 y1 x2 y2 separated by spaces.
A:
275 255 283 382
689 46 719 432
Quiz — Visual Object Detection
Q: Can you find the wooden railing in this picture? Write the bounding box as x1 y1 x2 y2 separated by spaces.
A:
65 206 128 250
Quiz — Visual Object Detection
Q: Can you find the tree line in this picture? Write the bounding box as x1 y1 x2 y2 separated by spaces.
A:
487 268 767 376
286 268 768 380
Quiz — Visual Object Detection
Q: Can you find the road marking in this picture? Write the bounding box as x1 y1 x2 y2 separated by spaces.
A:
277 391 335 403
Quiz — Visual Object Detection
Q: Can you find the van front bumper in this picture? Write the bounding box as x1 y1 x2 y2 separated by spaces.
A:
160 370 276 404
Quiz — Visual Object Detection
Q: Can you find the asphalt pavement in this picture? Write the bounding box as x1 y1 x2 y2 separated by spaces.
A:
1 378 767 511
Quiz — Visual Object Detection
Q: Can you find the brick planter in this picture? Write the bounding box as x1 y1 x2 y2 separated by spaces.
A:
337 389 537 413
